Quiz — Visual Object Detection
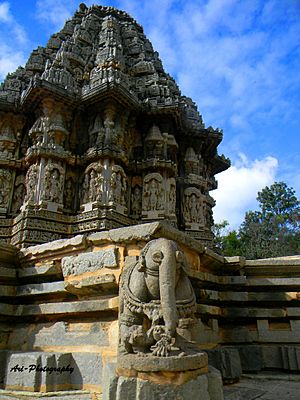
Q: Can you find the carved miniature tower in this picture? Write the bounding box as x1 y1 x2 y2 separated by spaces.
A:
0 4 229 247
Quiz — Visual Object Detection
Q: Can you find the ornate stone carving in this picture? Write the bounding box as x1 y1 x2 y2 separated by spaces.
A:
109 165 127 207
0 4 230 246
0 169 12 209
81 162 104 205
0 124 16 159
131 185 142 217
119 238 196 357
142 173 164 215
12 175 25 214
167 177 176 216
64 177 75 210
43 163 64 204
24 164 39 203
183 187 204 228
62 247 118 277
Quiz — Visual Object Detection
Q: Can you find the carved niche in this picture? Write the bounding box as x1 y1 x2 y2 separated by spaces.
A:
0 123 16 159
183 187 205 229
24 163 39 204
64 177 75 211
167 177 176 217
142 173 164 218
43 162 65 205
81 162 104 207
0 169 12 210
108 165 127 213
12 174 26 214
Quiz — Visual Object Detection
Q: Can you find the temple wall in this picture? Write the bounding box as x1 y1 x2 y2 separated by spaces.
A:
0 222 299 394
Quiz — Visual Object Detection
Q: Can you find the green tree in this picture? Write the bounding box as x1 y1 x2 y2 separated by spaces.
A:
213 220 240 256
238 182 300 259
213 182 300 259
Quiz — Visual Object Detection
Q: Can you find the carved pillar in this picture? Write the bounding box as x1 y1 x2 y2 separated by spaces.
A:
141 124 178 224
0 112 24 216
22 98 70 213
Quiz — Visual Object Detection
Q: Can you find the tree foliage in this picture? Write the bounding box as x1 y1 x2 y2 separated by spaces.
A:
213 182 300 259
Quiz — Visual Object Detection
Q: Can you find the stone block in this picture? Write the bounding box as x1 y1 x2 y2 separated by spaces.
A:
62 248 118 277
116 376 137 400
280 346 300 371
16 281 66 297
102 361 118 400
5 352 41 391
64 273 117 295
71 353 102 390
207 366 224 400
236 345 263 372
262 346 282 369
180 374 210 400
206 347 242 382
111 373 216 400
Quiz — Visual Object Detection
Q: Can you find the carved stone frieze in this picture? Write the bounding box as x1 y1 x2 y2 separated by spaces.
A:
62 247 118 277
0 169 12 211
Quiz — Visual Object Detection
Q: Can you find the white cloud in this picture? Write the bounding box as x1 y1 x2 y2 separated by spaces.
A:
0 2 10 22
212 154 278 228
35 0 75 32
0 1 28 80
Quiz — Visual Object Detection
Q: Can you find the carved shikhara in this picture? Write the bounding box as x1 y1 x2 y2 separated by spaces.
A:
0 4 229 247
119 238 197 359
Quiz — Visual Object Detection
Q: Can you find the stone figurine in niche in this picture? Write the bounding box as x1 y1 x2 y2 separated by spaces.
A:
44 166 64 204
131 185 142 217
143 173 164 212
119 238 196 357
24 164 39 203
12 183 25 213
64 178 74 210
0 169 11 207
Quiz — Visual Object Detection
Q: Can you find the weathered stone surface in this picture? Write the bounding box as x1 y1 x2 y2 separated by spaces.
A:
206 348 242 382
3 351 102 392
207 366 224 400
111 372 219 400
118 353 208 372
18 261 61 278
7 321 111 350
16 282 66 297
62 248 118 277
0 267 16 279
64 273 117 295
236 345 263 372
21 235 87 257
5 352 40 391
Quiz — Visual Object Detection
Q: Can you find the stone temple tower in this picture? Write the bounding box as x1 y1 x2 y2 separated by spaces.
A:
0 3 229 248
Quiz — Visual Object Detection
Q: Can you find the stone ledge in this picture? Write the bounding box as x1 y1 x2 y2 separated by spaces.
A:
117 352 208 372
0 297 119 317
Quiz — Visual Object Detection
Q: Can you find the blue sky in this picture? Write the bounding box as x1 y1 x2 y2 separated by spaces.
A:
1 0 299 228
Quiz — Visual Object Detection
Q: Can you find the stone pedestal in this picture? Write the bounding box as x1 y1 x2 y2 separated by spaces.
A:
104 362 223 400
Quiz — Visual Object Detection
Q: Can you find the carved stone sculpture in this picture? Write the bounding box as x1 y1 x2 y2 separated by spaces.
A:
81 163 104 205
44 163 64 204
64 178 74 210
131 185 142 217
183 187 204 227
143 173 164 213
109 165 127 207
12 176 25 214
0 169 12 208
119 238 196 357
24 164 39 203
